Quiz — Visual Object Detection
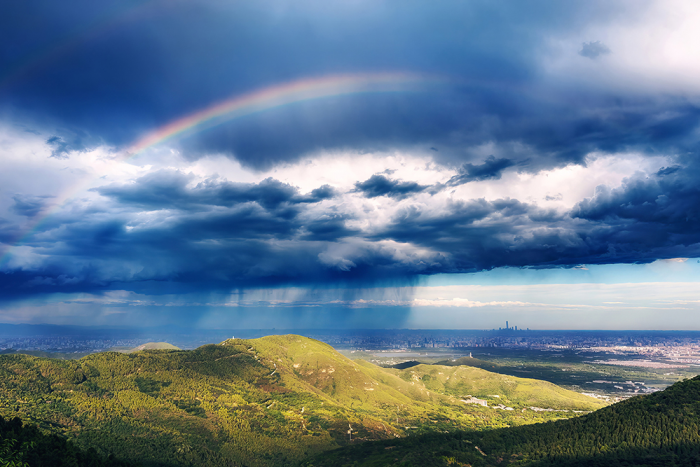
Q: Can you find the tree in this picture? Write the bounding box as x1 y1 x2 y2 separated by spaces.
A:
0 438 32 467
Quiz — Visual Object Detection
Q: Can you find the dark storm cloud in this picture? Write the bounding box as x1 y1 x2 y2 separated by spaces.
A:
45 129 90 159
300 214 359 241
354 174 428 199
373 163 700 271
45 136 71 159
656 165 681 176
0 213 429 299
305 185 336 201
0 217 19 245
375 198 572 271
4 158 700 299
579 41 611 59
94 170 335 211
4 0 690 171
570 163 700 261
4 0 700 302
11 195 54 217
447 156 515 185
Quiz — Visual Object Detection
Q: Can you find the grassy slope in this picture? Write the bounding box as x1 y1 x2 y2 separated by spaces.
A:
393 364 604 410
0 335 603 466
303 375 700 467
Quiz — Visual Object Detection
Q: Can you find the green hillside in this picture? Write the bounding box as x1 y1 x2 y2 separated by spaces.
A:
393 364 603 410
0 335 603 466
304 375 700 466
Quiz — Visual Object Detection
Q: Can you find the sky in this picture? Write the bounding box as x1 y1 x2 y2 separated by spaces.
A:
1 0 700 330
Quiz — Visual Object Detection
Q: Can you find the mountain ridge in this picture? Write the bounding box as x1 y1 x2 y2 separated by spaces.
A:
0 334 604 466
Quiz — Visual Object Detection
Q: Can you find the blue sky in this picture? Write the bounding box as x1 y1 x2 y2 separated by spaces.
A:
1 0 700 329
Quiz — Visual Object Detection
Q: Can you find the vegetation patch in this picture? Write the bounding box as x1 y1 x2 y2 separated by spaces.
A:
0 335 605 467
303 376 700 466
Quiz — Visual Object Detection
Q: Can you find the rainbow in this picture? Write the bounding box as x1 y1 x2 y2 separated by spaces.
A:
0 72 443 268
123 72 440 159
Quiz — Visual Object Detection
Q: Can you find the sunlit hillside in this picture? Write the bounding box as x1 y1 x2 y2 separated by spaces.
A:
393 364 603 410
305 375 700 466
0 335 604 466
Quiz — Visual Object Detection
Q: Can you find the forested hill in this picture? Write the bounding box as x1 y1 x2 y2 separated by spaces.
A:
0 415 131 467
303 375 700 466
0 335 602 467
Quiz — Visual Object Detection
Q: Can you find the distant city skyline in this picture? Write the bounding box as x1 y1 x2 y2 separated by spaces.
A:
2 259 699 330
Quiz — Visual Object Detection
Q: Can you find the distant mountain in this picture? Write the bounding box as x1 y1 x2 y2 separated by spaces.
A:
0 335 603 467
304 375 700 466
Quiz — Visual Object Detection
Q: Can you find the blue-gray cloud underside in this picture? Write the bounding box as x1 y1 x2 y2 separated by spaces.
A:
354 174 428 199
3 0 700 303
2 165 700 299
2 1 699 172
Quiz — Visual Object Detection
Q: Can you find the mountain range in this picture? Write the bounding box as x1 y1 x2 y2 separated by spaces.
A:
4 335 694 466
0 335 603 466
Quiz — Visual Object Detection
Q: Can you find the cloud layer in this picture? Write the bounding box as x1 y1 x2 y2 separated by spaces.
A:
1 146 699 301
2 0 699 171
1 0 700 326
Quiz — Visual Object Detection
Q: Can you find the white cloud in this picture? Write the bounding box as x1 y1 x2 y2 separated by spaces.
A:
543 0 700 95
